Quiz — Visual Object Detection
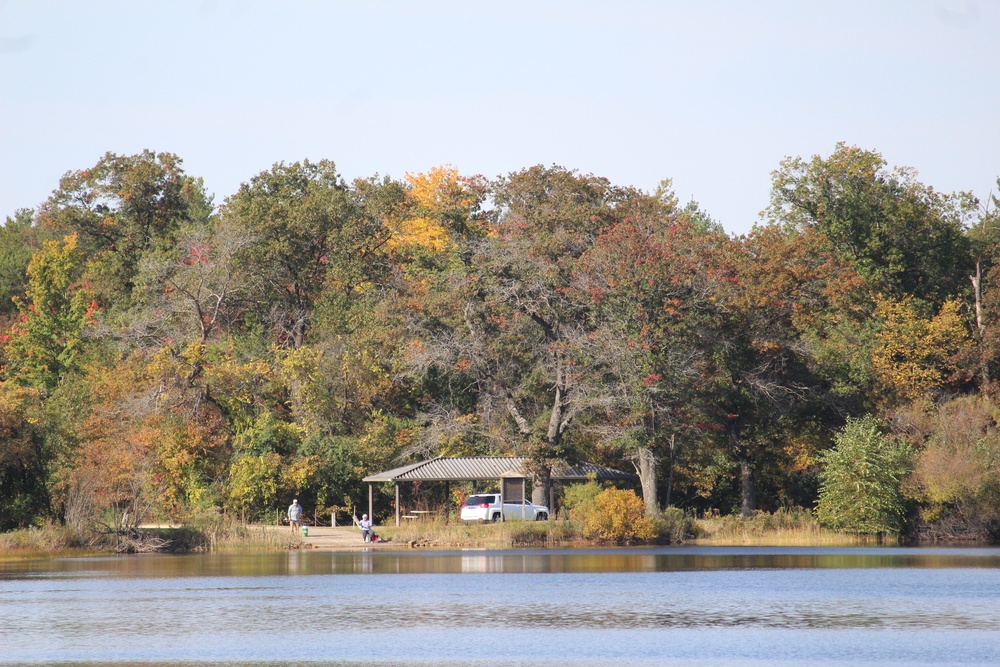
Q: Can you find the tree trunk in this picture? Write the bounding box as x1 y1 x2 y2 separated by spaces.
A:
532 472 551 507
730 418 756 518
665 434 676 509
740 458 756 519
971 261 991 388
637 446 658 515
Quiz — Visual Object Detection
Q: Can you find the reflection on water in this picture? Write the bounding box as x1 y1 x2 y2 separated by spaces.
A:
5 545 1000 578
2 546 999 666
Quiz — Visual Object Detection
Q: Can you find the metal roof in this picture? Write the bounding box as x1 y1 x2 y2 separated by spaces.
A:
362 456 635 483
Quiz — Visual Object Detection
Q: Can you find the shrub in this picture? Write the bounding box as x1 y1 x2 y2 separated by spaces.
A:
562 479 601 522
653 506 696 543
898 396 1000 542
580 488 656 543
817 416 912 534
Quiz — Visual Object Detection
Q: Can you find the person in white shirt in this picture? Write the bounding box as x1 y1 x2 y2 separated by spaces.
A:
287 499 303 534
359 514 374 542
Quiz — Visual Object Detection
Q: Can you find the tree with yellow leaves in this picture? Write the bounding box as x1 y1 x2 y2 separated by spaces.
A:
4 234 94 392
385 165 485 255
871 297 970 404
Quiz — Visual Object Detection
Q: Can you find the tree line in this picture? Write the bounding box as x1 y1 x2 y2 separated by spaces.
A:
1 143 999 541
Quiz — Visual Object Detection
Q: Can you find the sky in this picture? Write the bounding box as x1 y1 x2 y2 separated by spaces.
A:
1 0 998 236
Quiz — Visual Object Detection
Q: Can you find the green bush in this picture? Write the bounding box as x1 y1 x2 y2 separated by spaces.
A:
817 416 912 534
653 506 696 543
562 479 601 521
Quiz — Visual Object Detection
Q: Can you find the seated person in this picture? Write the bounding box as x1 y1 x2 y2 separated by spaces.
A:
359 514 374 542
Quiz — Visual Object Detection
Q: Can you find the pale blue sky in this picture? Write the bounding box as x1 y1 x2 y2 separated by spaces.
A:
1 0 997 235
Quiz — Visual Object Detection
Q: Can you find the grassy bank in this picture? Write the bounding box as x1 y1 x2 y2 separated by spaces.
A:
0 522 83 553
377 516 579 548
691 508 893 546
1 509 898 555
139 521 299 552
375 508 893 548
0 516 299 555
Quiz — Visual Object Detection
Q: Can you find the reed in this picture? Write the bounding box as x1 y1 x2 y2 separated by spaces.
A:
693 508 889 546
377 516 578 548
0 522 81 553
0 516 303 554
171 514 302 552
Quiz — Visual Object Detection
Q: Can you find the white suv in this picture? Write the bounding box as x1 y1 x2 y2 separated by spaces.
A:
460 494 549 522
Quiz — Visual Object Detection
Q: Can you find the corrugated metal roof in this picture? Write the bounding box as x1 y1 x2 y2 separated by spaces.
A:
362 456 635 482
361 459 432 482
551 461 637 481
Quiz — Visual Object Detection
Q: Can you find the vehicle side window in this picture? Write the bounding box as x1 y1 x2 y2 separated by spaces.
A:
463 495 497 505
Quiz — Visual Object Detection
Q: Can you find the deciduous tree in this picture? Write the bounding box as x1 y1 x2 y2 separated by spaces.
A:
37 151 212 307
578 210 724 513
4 234 94 391
766 142 974 304
222 160 393 348
457 166 643 502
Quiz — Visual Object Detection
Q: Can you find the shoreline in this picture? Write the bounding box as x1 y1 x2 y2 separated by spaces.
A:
2 521 996 558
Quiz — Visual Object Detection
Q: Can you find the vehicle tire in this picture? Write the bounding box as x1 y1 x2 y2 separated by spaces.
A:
535 512 547 521
491 513 501 523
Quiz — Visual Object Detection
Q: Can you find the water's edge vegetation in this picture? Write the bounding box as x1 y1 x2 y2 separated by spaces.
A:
0 507 916 557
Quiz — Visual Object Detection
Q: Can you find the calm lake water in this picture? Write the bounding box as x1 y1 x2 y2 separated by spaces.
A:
2 546 999 666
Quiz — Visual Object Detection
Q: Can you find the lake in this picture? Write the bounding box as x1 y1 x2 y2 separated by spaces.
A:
2 546 999 666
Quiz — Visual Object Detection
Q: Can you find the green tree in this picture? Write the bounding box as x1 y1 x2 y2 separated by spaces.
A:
37 151 212 308
0 209 41 317
221 160 394 348
709 225 866 517
445 166 646 502
4 234 93 391
968 183 1000 391
766 142 974 304
817 415 912 534
0 382 47 529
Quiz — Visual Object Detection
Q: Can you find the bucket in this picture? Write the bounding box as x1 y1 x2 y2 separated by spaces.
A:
302 526 309 537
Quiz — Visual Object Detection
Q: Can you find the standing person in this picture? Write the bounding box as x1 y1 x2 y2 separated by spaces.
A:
359 514 374 542
288 499 303 535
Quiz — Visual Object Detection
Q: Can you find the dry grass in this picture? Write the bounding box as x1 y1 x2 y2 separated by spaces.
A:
206 525 301 551
693 508 891 546
377 516 579 548
0 517 301 555
0 522 82 554
156 516 302 552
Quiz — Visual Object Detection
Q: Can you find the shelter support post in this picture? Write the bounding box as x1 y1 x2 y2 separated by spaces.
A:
395 483 401 527
368 484 373 524
444 481 450 523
